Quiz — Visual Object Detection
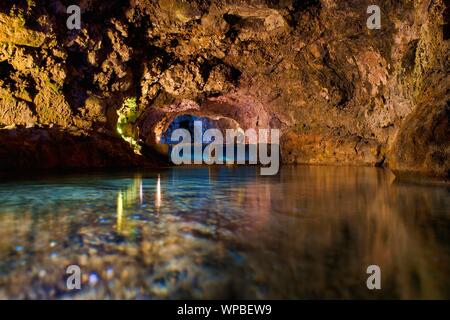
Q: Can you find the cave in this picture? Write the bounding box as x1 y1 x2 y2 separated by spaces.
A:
159 114 236 145
0 1 449 301
158 113 269 165
133 93 275 168
160 114 241 163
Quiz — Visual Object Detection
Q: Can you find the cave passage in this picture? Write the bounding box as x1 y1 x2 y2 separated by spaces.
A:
160 115 216 144
159 114 252 164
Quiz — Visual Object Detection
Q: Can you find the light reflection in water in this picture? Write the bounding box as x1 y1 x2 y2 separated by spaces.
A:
0 166 448 299
116 175 143 235
156 174 162 210
116 191 123 233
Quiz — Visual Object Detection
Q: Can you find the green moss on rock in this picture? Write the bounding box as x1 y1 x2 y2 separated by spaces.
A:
117 97 142 154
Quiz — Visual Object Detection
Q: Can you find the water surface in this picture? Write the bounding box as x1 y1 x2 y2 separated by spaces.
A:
0 166 448 299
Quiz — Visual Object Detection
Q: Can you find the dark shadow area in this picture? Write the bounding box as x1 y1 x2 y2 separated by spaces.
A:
444 0 450 40
0 127 166 175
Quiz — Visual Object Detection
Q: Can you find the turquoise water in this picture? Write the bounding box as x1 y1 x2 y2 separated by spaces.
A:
0 166 449 299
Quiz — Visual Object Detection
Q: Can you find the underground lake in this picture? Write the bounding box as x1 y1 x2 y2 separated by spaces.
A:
0 166 448 299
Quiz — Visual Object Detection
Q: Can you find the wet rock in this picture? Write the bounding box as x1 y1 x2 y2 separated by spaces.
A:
0 127 161 172
0 0 448 180
389 99 449 180
159 62 205 99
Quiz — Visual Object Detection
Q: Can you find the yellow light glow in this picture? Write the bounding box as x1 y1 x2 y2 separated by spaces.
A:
155 175 162 210
116 191 123 233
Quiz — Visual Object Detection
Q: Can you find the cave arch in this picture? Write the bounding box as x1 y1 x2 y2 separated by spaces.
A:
159 114 242 144
136 93 274 159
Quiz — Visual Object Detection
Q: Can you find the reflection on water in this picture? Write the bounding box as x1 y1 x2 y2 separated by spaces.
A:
0 166 448 299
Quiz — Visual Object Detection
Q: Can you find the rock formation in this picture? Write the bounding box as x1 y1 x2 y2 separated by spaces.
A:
0 0 448 180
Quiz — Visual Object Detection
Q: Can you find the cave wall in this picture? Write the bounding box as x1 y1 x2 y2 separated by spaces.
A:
0 0 448 178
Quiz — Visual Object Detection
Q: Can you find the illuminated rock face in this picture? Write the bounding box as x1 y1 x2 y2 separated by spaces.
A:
0 1 448 179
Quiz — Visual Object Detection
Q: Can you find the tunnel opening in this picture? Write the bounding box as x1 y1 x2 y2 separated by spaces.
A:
160 115 219 144
158 114 255 164
135 94 279 172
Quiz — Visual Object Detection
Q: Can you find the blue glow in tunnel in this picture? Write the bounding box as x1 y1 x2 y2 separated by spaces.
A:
160 115 216 144
160 114 251 163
